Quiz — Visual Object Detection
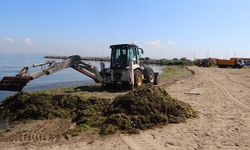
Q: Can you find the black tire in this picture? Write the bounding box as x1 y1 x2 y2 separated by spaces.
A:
153 73 159 85
149 69 155 84
143 67 154 84
134 69 143 88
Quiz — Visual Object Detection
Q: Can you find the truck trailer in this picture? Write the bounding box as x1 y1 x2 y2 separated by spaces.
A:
216 58 244 69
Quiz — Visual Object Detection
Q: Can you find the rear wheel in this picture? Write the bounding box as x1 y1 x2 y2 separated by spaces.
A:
134 69 143 88
153 73 159 85
149 70 155 84
237 65 243 69
144 67 155 84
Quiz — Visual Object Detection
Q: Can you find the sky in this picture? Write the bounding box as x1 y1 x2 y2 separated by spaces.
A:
1 0 250 59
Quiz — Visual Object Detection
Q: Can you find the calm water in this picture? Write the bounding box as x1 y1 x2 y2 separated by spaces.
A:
0 53 163 101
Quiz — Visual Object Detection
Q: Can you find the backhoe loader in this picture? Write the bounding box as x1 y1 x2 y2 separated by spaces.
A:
0 44 158 92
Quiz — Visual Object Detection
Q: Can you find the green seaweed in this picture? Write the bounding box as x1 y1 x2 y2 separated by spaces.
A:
0 86 197 136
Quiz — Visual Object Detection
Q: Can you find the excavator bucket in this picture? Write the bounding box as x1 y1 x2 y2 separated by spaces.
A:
0 76 31 92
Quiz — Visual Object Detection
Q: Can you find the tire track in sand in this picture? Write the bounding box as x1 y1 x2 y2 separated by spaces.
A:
210 78 250 112
225 73 250 88
1 119 71 143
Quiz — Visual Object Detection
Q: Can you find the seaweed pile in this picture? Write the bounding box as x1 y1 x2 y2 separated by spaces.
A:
0 87 197 135
100 87 197 134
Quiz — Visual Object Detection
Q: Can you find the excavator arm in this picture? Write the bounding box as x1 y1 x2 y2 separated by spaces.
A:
0 55 102 92
72 61 102 83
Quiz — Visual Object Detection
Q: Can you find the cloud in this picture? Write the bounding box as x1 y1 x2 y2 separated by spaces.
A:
145 40 176 48
5 37 15 43
145 40 163 47
166 40 176 45
24 38 33 45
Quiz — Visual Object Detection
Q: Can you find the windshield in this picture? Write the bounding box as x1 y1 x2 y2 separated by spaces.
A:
111 47 137 69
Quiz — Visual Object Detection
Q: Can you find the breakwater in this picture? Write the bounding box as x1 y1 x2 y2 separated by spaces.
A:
44 55 194 66
44 55 110 62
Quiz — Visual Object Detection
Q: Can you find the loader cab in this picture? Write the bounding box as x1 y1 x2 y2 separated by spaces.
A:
110 44 143 69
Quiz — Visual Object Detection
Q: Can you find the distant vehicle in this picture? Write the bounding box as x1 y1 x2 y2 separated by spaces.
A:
244 61 250 66
216 58 244 69
195 59 211 67
231 57 250 66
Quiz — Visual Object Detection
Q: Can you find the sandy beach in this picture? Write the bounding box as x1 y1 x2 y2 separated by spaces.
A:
0 66 249 150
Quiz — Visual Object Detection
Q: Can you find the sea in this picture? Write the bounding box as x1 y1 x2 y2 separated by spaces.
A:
0 53 163 102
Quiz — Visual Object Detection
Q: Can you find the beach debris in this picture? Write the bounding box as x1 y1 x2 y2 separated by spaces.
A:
184 87 202 95
184 92 201 95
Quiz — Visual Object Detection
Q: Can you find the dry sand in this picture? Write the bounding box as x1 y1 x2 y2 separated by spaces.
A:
0 66 249 150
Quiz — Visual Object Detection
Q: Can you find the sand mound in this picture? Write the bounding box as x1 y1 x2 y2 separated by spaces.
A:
0 87 197 135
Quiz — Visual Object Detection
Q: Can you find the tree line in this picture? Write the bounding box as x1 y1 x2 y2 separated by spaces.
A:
143 57 193 66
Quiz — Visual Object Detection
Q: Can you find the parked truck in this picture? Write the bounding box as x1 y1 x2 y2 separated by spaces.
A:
216 58 244 69
196 59 211 67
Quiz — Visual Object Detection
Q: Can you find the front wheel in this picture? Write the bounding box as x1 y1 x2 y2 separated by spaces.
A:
134 69 143 88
